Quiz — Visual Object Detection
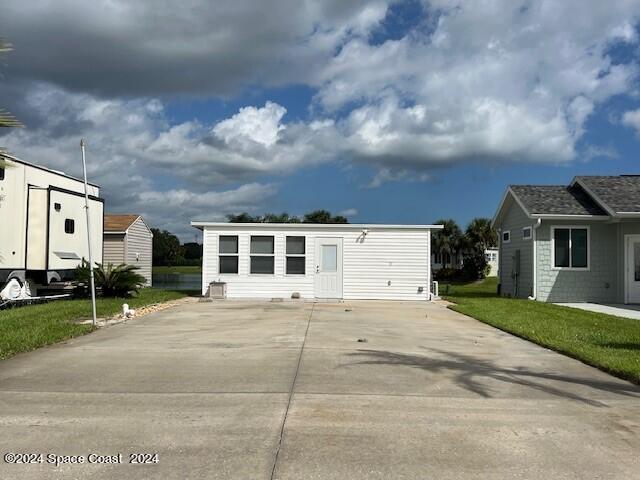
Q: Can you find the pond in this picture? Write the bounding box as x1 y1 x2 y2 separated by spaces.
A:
152 273 202 291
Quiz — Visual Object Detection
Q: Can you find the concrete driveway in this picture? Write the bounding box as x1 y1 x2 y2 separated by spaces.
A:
1 300 639 479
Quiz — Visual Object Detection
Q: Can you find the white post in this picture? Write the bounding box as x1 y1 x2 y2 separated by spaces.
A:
80 139 97 326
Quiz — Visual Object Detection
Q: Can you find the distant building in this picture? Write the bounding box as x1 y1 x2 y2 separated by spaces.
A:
103 215 153 286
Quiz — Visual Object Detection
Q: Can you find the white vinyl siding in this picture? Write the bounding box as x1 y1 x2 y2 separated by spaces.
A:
202 226 432 301
124 217 153 286
103 234 125 265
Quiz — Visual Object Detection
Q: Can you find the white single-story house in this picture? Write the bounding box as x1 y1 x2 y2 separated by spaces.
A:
103 214 153 286
492 175 640 303
191 222 443 301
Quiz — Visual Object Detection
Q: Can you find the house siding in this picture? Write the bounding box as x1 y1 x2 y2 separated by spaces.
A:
498 199 534 298
616 221 640 303
124 218 153 286
536 221 617 303
202 226 432 301
103 234 125 265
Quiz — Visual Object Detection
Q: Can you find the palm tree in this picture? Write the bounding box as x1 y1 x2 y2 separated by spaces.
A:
432 218 463 268
464 217 497 251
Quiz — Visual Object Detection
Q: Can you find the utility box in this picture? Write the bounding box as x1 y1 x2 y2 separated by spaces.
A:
209 281 227 299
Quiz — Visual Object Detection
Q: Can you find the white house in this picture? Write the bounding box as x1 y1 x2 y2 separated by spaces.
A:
0 152 103 288
485 248 499 277
103 214 154 286
191 222 443 301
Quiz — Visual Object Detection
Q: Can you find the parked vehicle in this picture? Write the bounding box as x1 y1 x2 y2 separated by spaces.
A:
0 152 103 292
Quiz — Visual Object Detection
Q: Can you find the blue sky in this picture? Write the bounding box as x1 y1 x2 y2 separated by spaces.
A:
1 1 640 238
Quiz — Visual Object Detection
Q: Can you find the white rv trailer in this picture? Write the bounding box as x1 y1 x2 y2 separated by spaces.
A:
192 222 443 301
0 153 104 287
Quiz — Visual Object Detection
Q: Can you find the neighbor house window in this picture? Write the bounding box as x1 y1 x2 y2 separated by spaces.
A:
523 227 532 240
64 219 75 234
286 236 305 274
502 231 511 243
251 235 274 274
219 235 239 274
552 227 588 269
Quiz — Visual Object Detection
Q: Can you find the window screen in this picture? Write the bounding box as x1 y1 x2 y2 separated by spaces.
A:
218 235 238 274
286 236 305 274
571 229 588 268
251 235 275 274
64 219 75 234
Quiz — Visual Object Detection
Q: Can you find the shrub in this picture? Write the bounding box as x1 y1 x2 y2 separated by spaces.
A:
433 268 464 282
461 250 489 281
75 261 146 297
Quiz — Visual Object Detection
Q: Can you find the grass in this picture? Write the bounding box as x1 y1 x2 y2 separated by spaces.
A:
0 289 188 360
442 277 640 384
153 265 202 274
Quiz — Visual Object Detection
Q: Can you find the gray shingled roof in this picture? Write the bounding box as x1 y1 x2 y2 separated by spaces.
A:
575 176 640 213
510 184 607 216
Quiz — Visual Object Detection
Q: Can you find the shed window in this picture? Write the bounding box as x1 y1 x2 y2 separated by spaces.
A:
502 231 511 243
219 235 238 274
286 236 305 275
0 167 4 181
251 236 274 274
552 227 588 269
64 219 75 234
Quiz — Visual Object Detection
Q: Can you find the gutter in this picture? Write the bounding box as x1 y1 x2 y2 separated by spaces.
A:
528 218 542 301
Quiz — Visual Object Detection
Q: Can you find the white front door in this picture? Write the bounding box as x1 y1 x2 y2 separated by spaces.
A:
626 235 640 304
314 238 343 299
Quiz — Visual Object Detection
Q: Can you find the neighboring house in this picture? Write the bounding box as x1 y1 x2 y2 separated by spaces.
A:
485 248 499 277
191 222 443 301
492 175 640 303
431 250 464 271
103 214 153 286
0 152 103 287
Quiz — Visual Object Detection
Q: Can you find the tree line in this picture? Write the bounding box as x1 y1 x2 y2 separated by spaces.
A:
432 217 497 281
152 210 348 266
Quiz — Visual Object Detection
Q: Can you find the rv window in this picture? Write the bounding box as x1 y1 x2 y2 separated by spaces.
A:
0 167 4 180
286 236 305 274
64 219 75 234
218 235 239 274
251 235 275 274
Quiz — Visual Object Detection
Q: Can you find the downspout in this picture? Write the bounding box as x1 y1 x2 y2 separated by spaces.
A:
528 219 542 300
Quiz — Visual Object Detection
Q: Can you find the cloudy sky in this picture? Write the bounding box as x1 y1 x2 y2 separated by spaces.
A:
2 0 640 239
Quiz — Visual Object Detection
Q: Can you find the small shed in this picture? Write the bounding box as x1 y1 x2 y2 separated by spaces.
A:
191 222 443 301
103 215 153 286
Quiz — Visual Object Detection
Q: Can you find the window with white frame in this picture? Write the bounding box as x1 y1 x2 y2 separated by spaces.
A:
286 236 305 274
552 227 588 269
219 235 239 274
250 235 275 274
522 226 532 240
502 231 511 243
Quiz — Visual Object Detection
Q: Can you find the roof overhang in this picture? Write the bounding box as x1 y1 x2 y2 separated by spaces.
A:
492 186 612 227
191 221 443 231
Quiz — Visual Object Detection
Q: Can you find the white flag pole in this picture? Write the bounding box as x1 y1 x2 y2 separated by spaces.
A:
80 139 97 326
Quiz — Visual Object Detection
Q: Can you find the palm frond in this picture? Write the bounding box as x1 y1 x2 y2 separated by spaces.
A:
0 109 22 128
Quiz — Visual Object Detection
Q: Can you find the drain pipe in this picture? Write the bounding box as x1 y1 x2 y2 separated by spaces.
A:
528 218 542 301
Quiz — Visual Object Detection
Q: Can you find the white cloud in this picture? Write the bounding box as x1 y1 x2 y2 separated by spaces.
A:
622 109 640 135
213 102 286 147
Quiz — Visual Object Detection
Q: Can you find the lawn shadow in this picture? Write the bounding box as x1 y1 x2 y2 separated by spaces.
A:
596 342 640 351
345 348 640 407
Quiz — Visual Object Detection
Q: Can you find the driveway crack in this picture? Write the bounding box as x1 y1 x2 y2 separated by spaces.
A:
269 302 315 480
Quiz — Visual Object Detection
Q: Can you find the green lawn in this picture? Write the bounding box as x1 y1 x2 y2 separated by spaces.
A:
443 278 640 384
0 289 188 360
153 265 202 274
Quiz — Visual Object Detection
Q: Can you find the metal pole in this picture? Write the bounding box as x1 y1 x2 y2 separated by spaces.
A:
80 139 97 326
